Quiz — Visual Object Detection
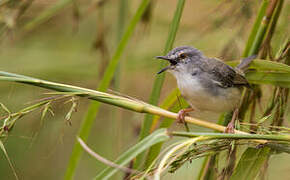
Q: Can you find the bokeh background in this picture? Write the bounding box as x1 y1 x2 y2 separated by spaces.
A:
0 0 289 179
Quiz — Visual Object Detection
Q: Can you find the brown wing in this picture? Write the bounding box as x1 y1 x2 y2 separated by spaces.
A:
207 58 249 88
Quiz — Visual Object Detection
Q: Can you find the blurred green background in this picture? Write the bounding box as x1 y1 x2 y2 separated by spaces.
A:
0 0 289 179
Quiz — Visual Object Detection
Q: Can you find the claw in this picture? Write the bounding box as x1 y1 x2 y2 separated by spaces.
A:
177 110 187 124
176 108 194 124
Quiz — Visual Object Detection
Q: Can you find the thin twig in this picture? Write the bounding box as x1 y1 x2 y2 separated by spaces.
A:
77 137 138 175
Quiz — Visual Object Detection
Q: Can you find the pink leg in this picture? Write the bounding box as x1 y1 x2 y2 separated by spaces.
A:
225 108 239 133
177 108 194 124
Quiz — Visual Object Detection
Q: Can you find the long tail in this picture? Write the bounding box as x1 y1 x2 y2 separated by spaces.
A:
236 55 257 71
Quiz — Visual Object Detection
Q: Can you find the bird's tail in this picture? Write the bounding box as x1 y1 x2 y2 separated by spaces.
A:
236 55 257 71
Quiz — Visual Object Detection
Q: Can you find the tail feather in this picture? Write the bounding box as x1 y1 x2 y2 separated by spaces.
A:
236 55 257 71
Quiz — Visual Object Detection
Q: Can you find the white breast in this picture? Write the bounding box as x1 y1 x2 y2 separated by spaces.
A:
173 72 241 113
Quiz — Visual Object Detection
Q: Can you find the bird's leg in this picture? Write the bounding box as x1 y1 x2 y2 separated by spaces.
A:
177 108 194 124
225 108 239 133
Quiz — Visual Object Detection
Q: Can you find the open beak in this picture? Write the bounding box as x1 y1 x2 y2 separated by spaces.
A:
156 56 176 74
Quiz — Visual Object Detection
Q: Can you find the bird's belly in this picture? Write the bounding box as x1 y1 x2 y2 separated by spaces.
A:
178 79 241 113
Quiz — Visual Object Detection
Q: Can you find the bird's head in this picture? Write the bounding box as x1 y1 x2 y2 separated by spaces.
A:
156 46 203 74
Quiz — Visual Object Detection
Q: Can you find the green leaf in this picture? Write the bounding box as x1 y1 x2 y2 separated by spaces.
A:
246 71 290 88
243 0 269 57
227 60 290 88
230 147 271 180
227 59 290 73
95 129 170 180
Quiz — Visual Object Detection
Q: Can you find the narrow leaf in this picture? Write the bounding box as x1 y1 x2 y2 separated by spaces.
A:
246 71 290 88
227 59 290 73
243 0 269 57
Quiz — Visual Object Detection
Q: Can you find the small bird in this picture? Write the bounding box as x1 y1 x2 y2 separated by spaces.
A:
156 46 255 132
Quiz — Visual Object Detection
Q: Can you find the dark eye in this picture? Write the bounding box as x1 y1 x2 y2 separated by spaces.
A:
179 53 187 59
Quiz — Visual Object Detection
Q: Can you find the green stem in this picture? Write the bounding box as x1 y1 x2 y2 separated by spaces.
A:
0 71 252 136
243 0 269 57
248 0 279 56
171 132 290 141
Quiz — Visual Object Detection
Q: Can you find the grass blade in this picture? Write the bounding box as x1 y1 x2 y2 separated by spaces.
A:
243 0 268 57
227 59 290 73
95 129 170 180
246 71 290 88
227 59 290 87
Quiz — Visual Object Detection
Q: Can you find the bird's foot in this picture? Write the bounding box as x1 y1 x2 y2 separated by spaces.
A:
224 108 239 134
177 108 194 124
225 122 235 133
177 110 187 124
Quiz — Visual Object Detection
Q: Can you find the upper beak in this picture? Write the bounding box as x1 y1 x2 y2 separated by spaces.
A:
156 56 173 74
155 56 171 61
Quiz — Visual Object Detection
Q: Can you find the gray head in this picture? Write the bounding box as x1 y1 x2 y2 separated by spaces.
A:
156 46 204 74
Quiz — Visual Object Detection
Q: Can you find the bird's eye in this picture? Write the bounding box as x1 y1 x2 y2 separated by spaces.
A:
179 53 187 59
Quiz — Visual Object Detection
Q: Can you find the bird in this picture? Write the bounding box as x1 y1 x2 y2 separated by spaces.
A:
156 46 255 132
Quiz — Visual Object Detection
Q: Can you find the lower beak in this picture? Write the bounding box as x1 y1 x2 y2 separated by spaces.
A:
157 66 171 74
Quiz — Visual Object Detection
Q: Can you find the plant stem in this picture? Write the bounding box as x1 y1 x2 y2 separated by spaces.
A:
243 0 269 57
171 132 290 142
248 0 279 56
0 71 252 135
